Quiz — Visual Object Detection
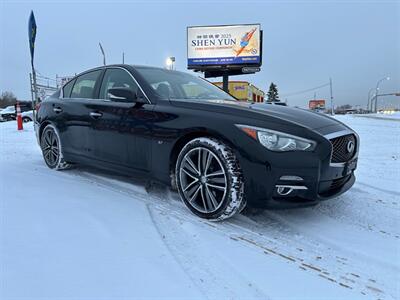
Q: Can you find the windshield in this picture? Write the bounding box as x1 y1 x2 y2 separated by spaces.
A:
136 67 236 101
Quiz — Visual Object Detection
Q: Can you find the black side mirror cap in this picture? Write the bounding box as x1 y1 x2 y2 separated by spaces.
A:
108 87 137 103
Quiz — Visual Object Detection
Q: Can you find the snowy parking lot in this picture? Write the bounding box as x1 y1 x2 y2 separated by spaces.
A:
0 115 399 300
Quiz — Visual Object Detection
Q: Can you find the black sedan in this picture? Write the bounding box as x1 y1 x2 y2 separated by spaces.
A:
35 65 359 220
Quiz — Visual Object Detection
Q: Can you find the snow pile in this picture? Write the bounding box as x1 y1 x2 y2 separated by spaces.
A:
1 117 399 300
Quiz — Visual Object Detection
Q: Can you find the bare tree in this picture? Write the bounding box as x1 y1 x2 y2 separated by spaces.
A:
0 91 17 108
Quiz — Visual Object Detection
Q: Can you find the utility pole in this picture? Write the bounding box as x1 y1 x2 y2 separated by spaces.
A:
122 52 125 64
329 77 334 115
99 42 106 65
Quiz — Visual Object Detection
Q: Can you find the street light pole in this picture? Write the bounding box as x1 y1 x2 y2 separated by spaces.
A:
166 56 175 70
367 88 375 112
99 42 106 66
329 77 334 115
374 76 390 113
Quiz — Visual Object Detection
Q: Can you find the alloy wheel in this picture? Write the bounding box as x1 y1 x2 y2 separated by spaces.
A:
42 129 60 167
179 147 227 214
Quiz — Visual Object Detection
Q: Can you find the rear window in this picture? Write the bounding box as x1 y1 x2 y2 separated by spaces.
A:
62 79 75 98
70 70 102 99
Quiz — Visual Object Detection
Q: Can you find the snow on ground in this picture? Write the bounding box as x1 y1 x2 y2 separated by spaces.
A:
355 112 400 121
0 115 399 300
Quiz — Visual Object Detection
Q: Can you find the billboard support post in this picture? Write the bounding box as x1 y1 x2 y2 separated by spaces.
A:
222 72 229 92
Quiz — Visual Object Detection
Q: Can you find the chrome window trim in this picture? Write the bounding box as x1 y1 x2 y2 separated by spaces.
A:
101 66 152 104
324 129 360 167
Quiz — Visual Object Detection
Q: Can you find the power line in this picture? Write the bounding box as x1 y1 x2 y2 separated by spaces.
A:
281 82 330 97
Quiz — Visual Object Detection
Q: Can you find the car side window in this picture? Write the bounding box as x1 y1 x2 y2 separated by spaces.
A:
99 68 139 100
150 81 177 98
62 79 75 98
70 70 102 99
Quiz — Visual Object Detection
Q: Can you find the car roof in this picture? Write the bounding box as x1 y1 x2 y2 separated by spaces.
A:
70 64 170 80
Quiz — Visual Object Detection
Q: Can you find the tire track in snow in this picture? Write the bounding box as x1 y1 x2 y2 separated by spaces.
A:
313 192 399 240
144 203 209 300
356 181 400 197
67 168 393 299
146 205 269 300
237 212 394 299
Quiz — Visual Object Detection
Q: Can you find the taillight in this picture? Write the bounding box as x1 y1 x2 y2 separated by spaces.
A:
35 102 41 112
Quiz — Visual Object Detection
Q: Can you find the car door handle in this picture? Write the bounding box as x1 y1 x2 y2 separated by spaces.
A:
53 107 62 113
89 112 103 118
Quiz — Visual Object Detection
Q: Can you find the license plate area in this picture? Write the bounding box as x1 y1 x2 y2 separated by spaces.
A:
343 159 357 176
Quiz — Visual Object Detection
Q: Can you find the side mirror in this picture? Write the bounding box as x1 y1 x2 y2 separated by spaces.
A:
108 87 138 103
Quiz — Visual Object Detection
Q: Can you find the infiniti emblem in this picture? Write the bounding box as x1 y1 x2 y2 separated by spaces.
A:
346 140 355 153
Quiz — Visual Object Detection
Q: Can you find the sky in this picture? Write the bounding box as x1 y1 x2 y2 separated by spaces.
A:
0 0 399 109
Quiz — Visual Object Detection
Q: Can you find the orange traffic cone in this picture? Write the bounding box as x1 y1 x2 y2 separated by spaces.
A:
16 102 23 130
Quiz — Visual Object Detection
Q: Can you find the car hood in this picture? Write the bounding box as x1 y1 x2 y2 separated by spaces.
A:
249 102 340 129
172 99 343 130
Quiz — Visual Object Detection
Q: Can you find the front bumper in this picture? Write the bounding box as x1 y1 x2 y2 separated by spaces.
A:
243 160 357 209
238 129 359 209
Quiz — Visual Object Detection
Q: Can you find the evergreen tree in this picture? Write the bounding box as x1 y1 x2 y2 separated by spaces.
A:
267 83 280 102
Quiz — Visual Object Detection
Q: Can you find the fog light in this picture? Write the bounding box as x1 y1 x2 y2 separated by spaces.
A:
275 184 308 196
277 186 293 196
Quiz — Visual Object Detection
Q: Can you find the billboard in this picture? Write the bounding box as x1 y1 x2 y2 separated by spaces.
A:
309 100 326 110
187 24 261 68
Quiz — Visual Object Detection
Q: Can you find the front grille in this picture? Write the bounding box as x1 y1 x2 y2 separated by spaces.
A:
329 134 356 163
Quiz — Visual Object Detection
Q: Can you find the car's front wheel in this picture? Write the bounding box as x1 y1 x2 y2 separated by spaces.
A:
176 137 245 221
40 124 71 170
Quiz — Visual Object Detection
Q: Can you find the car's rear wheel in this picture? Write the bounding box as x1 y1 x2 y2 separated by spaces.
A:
40 124 70 170
22 117 31 123
176 137 245 221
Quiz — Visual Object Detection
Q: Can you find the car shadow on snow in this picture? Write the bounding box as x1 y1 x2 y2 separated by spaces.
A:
62 164 348 227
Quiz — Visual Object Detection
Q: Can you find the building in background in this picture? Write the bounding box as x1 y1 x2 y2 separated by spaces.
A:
213 81 265 102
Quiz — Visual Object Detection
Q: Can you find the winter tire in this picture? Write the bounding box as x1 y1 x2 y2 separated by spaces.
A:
40 124 71 170
176 137 245 221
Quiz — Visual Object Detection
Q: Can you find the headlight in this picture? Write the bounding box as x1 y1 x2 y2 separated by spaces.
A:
236 124 316 152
